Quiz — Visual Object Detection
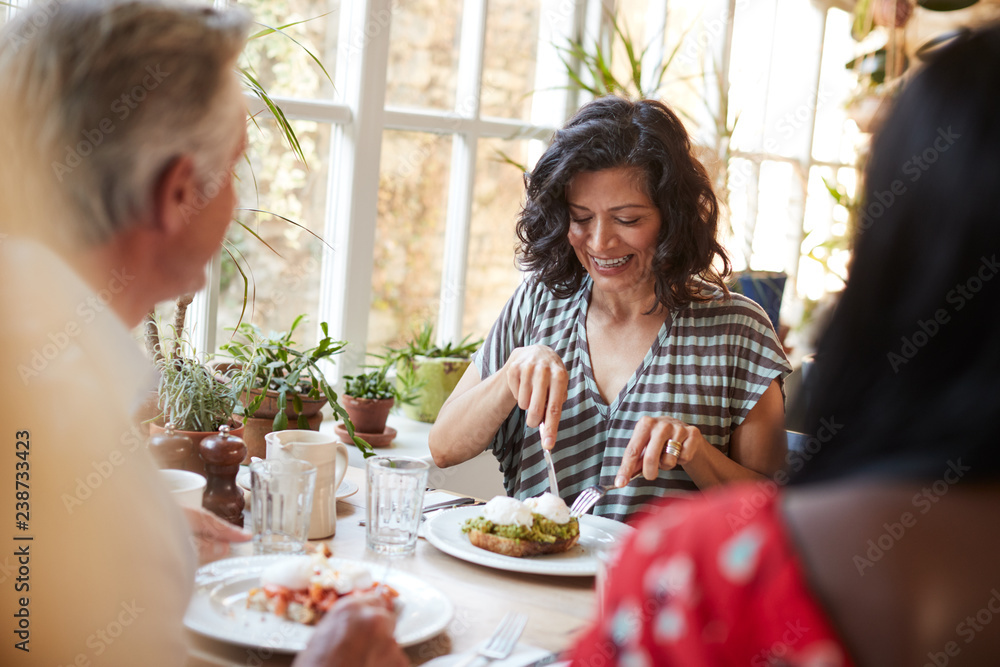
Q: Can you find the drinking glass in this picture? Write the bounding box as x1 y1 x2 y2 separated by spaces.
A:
365 456 429 556
250 459 317 555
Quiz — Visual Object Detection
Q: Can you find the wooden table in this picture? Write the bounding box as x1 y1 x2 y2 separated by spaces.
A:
185 466 597 665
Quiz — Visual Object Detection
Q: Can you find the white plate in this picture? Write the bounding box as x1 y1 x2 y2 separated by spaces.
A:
423 506 634 577
237 468 359 500
184 555 453 652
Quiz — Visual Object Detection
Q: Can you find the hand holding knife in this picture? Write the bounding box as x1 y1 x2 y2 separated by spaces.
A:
540 421 559 497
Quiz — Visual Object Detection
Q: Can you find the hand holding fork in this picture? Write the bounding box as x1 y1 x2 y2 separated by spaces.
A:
569 472 644 518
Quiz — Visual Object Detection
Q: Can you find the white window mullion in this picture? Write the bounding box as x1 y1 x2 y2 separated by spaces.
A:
383 108 555 140
244 95 351 125
788 5 829 287
529 0 585 167
319 0 392 379
188 254 220 358
437 0 487 347
640 0 669 95
534 0 584 126
578 0 614 105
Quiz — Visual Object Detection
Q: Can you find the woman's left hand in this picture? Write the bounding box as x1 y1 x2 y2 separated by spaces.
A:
614 415 707 486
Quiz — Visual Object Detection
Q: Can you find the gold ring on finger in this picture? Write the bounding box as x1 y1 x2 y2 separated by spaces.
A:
665 439 683 458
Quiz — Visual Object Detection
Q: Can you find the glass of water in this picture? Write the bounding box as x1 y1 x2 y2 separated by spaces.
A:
365 456 429 556
250 459 317 555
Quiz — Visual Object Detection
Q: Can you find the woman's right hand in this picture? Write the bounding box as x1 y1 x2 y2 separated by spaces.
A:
501 345 568 450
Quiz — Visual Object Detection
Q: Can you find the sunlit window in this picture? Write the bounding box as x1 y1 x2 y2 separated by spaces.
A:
2 0 870 371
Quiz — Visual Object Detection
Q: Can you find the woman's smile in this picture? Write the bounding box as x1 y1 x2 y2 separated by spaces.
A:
565 167 661 297
590 254 634 274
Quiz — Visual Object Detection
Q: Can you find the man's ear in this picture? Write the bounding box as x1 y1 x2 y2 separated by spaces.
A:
152 155 198 237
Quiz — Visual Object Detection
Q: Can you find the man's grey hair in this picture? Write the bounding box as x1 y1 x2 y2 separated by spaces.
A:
0 0 251 245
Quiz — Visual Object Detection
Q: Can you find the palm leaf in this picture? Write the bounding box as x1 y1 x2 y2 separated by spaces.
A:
238 207 334 252
249 19 334 86
240 68 306 164
221 241 254 332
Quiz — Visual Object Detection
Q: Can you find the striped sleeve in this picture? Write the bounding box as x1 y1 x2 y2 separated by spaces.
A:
472 281 538 489
717 294 790 426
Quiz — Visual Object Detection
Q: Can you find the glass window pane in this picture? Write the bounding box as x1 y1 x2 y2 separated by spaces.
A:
481 0 541 121
368 131 452 355
610 0 653 95
725 156 756 272
800 165 850 298
385 0 460 111
813 8 865 164
729 0 777 155
658 0 727 142
752 160 796 272
239 0 339 100
464 138 529 339
216 119 330 352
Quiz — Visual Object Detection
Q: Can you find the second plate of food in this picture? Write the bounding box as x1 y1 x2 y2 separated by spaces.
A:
185 555 453 652
423 506 633 577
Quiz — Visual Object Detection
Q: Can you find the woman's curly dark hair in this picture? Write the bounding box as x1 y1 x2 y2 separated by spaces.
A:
516 96 731 311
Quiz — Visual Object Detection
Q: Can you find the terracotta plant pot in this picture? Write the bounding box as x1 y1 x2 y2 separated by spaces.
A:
247 387 328 420
341 395 394 434
397 356 470 423
236 386 327 463
148 418 244 477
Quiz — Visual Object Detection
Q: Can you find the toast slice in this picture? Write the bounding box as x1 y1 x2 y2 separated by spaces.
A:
468 529 580 557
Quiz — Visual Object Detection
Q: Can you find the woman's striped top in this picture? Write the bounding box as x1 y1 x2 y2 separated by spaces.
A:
473 276 791 521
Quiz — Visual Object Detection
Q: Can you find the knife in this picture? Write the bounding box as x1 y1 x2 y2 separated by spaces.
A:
422 497 478 513
540 421 560 497
522 652 561 667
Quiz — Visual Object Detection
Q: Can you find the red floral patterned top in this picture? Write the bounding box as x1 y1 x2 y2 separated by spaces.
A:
568 484 856 667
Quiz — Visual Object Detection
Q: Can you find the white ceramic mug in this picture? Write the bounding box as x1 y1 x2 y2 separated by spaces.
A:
265 430 348 539
158 469 206 510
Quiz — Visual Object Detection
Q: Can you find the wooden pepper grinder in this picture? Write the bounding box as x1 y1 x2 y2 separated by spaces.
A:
147 421 194 471
199 424 246 527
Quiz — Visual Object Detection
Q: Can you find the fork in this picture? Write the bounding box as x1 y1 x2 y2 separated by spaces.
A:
569 472 644 517
454 611 528 667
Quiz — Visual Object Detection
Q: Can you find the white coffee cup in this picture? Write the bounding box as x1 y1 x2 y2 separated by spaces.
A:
159 469 206 510
265 430 348 539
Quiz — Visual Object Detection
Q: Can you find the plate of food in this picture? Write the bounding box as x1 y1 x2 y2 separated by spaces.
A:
423 494 634 577
236 467 359 500
184 551 453 652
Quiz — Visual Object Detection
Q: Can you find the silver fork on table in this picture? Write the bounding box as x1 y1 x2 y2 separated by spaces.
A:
569 472 644 518
454 611 528 667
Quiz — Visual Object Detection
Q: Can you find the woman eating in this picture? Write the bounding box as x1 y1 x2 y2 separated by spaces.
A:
429 97 790 520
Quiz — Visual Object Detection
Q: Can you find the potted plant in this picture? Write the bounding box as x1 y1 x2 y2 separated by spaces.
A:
341 367 399 434
332 367 406 449
381 324 482 423
149 337 253 474
219 314 373 459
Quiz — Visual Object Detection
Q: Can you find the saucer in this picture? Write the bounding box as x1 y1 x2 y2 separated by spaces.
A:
334 423 397 448
236 468 359 500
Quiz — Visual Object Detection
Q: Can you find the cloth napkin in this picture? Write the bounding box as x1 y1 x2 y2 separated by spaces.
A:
422 644 568 666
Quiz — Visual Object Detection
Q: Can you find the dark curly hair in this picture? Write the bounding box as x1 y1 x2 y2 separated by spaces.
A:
516 96 731 311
